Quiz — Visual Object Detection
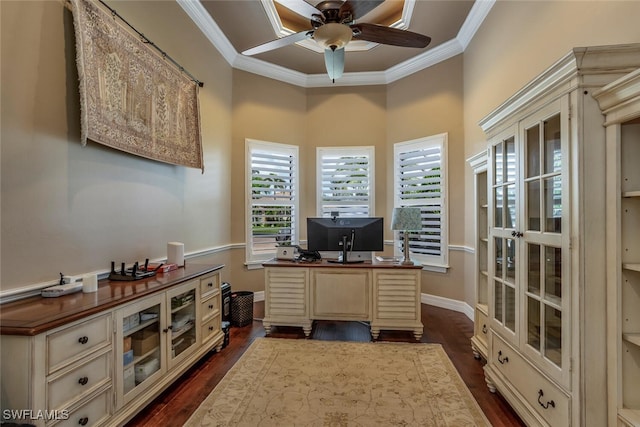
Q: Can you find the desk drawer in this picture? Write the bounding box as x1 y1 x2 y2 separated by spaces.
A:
491 333 570 426
47 351 111 411
200 273 220 298
47 314 111 374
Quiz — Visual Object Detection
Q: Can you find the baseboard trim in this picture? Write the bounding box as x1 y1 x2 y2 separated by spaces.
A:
421 293 474 321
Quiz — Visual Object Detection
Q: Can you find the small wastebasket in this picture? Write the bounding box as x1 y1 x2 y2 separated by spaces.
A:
231 291 254 327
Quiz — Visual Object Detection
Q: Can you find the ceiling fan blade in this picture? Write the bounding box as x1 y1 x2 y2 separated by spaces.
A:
352 23 431 48
324 47 345 82
242 30 314 56
340 0 383 20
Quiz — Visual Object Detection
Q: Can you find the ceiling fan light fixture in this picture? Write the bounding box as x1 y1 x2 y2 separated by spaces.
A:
313 23 353 50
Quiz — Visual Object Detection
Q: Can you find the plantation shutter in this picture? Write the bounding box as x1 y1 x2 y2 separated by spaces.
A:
317 147 374 217
394 134 448 267
247 140 299 263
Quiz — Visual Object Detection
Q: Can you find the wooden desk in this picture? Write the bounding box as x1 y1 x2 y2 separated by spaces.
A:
262 259 423 339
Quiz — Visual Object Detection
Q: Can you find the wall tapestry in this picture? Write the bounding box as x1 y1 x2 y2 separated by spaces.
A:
71 0 204 171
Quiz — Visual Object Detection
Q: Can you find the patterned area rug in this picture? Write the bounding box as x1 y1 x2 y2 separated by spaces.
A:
185 338 490 426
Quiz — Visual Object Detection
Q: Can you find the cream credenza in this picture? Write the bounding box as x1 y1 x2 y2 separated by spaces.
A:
478 43 640 427
262 259 423 340
0 263 224 427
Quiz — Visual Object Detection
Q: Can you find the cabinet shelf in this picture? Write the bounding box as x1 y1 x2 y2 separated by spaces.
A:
622 333 640 348
477 303 489 315
171 300 194 314
123 318 158 338
171 321 194 341
622 263 640 272
622 191 640 198
619 408 640 426
124 346 159 370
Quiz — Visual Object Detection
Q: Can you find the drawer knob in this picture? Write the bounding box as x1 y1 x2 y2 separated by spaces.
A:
497 350 509 364
208 304 214 309
78 376 89 386
482 324 487 334
78 417 89 426
163 326 173 333
208 282 213 287
538 389 555 410
208 326 214 331
78 336 89 345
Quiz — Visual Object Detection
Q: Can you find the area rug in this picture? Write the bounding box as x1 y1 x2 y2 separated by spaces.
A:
185 338 491 426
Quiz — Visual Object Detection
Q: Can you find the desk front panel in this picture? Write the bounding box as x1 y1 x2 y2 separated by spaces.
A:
310 269 371 321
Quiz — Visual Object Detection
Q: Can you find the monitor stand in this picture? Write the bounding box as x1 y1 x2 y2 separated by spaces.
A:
328 235 365 264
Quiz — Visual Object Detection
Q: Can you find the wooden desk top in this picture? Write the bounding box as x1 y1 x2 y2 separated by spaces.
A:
0 263 224 336
263 258 423 269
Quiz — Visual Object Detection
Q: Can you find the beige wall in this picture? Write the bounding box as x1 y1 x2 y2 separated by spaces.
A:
387 56 466 301
0 1 233 291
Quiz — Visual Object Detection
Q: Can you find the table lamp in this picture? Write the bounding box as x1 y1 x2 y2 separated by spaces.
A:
391 207 422 265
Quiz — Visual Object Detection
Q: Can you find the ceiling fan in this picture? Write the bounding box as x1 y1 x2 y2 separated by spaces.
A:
242 0 431 82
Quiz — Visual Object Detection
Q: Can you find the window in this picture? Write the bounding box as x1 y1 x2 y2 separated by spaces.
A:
393 134 448 270
316 146 374 217
246 139 299 265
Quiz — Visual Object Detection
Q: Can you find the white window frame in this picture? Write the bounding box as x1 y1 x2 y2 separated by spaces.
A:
393 133 449 271
316 146 375 217
245 139 299 267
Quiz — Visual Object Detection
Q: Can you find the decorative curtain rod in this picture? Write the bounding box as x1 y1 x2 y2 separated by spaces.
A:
96 0 204 88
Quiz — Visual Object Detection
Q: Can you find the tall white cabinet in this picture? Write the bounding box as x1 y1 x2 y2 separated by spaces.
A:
595 68 640 426
468 151 489 361
478 44 640 427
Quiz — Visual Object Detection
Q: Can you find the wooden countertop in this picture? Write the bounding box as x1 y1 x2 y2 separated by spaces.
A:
263 258 423 269
0 263 224 336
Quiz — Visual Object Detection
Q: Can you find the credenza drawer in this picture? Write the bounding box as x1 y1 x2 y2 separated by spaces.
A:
201 292 220 322
54 387 111 427
475 307 489 347
491 333 570 426
47 314 111 374
200 273 220 298
201 315 220 343
47 350 111 411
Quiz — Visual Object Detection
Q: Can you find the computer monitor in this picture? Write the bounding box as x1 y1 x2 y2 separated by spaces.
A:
306 217 384 264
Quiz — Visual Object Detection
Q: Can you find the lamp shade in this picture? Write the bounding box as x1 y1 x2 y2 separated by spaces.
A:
391 207 422 231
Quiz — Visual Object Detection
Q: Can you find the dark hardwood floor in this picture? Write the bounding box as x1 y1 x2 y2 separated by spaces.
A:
126 302 524 426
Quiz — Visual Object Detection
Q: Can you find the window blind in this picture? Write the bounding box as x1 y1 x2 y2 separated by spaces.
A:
317 147 374 217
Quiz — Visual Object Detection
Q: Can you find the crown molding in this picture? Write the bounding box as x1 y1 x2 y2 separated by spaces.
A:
178 0 495 88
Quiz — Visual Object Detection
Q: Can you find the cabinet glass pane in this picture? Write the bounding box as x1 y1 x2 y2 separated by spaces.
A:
505 285 516 332
494 280 502 322
527 297 541 350
494 187 503 228
123 304 161 394
545 305 562 367
527 180 541 231
544 176 562 233
506 184 516 229
506 238 516 282
545 246 562 303
495 237 503 278
506 138 516 183
494 143 503 185
170 289 196 360
528 243 541 295
526 126 540 178
544 114 561 174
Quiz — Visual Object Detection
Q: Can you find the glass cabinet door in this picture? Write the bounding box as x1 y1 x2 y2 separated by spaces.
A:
521 105 567 383
490 132 518 340
167 282 198 368
116 293 165 408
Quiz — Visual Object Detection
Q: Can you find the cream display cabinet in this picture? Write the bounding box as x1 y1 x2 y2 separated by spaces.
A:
468 151 489 360
0 264 224 427
595 68 640 426
479 43 640 427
